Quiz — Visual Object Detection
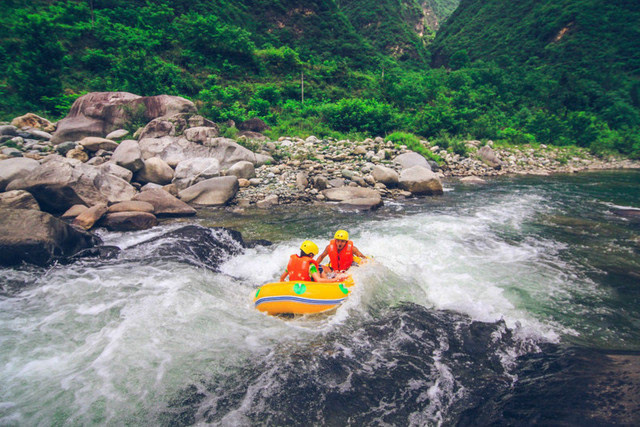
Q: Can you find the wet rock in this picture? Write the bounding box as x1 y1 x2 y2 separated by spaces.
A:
399 166 444 195
73 203 108 230
0 157 40 191
127 225 256 270
0 190 40 210
101 211 158 231
460 176 487 184
178 176 238 206
322 186 382 204
133 188 196 216
0 208 101 266
612 208 640 222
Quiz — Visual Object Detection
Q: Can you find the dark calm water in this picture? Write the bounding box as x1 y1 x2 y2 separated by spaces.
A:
1 170 639 425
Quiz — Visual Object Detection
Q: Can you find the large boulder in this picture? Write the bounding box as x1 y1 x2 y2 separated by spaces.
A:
0 208 100 266
73 203 108 230
51 92 196 144
0 190 40 210
0 157 40 191
226 160 255 179
111 139 144 172
399 166 443 195
132 188 196 216
321 187 383 210
371 165 399 187
11 113 56 132
108 200 154 213
6 155 137 213
478 146 502 169
178 176 239 206
173 157 221 190
184 126 220 144
99 162 133 182
135 157 174 185
393 152 431 170
139 135 271 169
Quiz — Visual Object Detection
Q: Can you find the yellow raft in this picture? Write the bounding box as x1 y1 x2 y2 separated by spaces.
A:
253 276 355 315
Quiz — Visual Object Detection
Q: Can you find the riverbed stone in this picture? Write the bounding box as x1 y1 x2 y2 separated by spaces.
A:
0 157 40 191
102 211 158 231
100 162 133 182
478 146 503 169
135 157 174 185
105 129 129 140
173 157 221 190
6 155 137 212
133 188 196 216
460 176 487 184
66 147 89 162
78 137 119 152
108 200 155 213
394 152 430 170
184 126 219 143
399 166 444 195
11 113 56 132
0 190 40 210
226 160 256 179
111 139 144 172
73 203 108 230
61 204 89 218
322 186 382 202
178 176 238 206
256 194 278 208
0 208 100 266
371 165 399 187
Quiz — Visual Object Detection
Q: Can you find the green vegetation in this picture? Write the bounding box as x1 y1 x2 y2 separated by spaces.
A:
0 0 638 159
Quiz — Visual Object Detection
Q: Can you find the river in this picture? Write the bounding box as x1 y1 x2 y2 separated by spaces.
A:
1 170 639 425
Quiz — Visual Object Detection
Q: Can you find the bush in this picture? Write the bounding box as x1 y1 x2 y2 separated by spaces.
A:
321 98 399 136
386 132 443 164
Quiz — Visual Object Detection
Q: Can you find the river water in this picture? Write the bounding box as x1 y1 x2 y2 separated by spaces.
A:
1 171 639 425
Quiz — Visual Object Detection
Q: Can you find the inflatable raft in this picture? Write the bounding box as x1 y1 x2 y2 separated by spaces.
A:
253 276 355 315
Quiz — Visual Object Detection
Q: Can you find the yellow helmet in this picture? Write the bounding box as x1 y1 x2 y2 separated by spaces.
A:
300 240 319 256
334 229 349 240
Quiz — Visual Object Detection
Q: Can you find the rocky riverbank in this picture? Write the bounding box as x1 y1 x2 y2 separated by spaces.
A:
1 91 639 266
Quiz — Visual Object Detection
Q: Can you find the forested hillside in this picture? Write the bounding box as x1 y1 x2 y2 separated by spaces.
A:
0 0 638 157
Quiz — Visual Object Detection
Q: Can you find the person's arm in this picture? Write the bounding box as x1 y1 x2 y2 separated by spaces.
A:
310 271 340 283
316 246 329 264
280 269 289 281
353 246 366 259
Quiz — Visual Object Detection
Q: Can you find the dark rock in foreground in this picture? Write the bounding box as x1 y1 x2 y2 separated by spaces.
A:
0 209 101 266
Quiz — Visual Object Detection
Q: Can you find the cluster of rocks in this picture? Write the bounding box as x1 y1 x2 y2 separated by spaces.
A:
1 91 638 266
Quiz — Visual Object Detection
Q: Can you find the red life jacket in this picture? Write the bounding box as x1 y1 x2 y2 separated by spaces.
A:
287 255 319 281
328 239 354 271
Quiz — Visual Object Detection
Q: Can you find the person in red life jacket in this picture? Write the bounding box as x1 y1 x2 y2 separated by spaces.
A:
280 240 347 282
316 229 366 272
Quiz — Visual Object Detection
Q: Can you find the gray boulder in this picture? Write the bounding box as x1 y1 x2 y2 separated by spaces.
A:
321 187 383 210
0 125 18 136
0 190 40 210
111 139 144 172
371 165 399 187
106 129 129 140
226 161 255 179
399 166 443 195
51 92 196 144
393 152 431 170
173 157 221 190
132 188 196 216
178 176 238 206
135 157 174 185
0 157 40 191
478 146 502 169
99 162 133 182
6 155 137 212
10 113 56 132
0 208 100 266
108 200 154 213
184 126 219 144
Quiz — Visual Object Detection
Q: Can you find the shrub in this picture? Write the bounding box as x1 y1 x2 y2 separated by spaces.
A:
321 98 399 136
